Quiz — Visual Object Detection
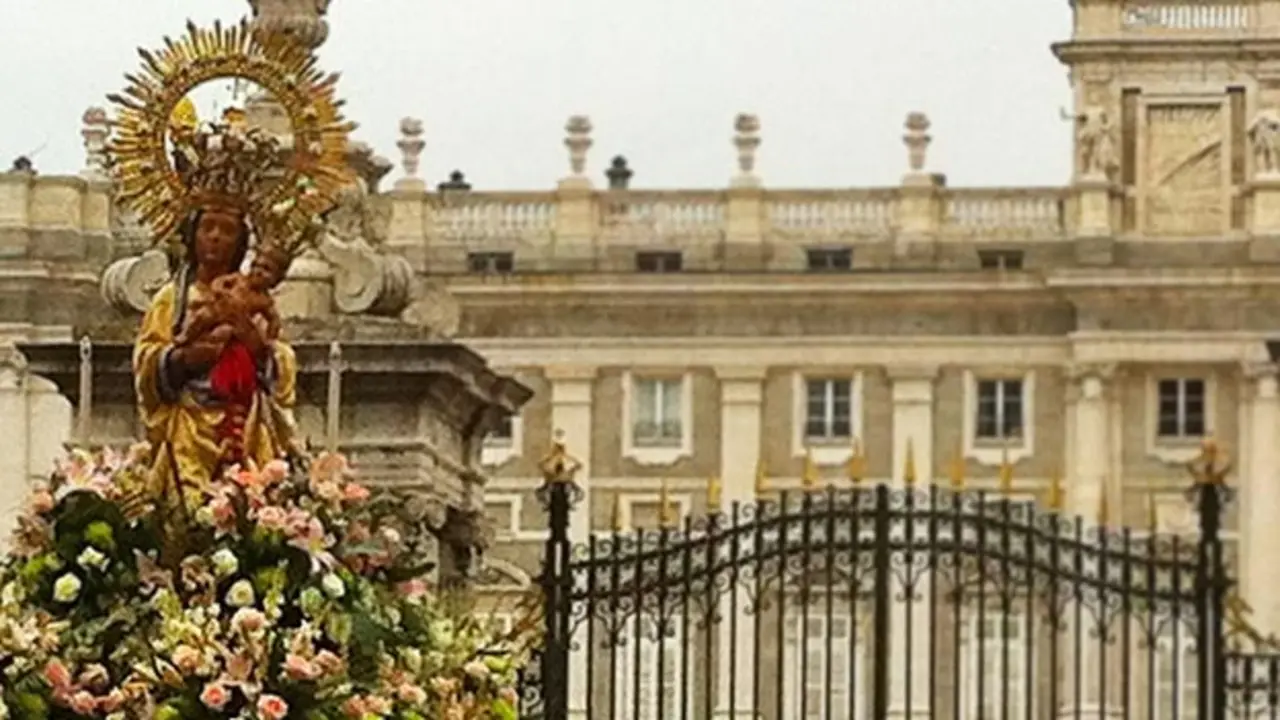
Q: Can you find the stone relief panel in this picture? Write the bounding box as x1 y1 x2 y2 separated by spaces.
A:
1144 103 1225 235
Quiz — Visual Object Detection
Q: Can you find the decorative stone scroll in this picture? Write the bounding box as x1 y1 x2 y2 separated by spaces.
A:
100 249 172 314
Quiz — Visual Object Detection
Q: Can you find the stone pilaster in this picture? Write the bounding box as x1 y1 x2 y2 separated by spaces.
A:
1060 363 1120 719
887 366 936 720
713 367 764 720
546 365 596 720
1067 363 1115 517
1242 364 1280 634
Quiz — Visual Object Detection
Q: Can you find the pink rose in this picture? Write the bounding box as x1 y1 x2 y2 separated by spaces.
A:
314 650 344 675
256 506 288 532
312 479 343 502
342 483 370 503
200 683 231 711
341 696 368 718
257 694 290 720
397 579 428 601
29 490 54 514
43 659 71 690
172 645 202 675
97 689 125 713
231 607 267 633
500 686 519 704
69 691 97 715
283 653 319 681
226 653 254 682
397 683 427 704
365 696 393 715
262 459 290 484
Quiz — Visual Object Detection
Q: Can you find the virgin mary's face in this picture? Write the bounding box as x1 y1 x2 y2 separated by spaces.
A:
194 209 244 274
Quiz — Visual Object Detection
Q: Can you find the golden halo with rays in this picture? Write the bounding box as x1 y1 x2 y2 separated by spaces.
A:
105 19 355 245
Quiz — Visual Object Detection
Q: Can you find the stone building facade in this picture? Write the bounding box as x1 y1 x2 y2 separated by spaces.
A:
3 0 1280 717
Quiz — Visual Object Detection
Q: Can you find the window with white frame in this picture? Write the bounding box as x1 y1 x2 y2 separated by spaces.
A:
804 378 854 443
974 378 1025 441
631 377 684 447
612 619 686 720
785 607 865 720
963 611 1032 719
1156 378 1207 440
1152 633 1198 719
486 414 514 446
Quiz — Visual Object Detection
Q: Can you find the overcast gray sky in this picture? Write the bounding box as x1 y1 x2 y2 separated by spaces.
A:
1 0 1073 190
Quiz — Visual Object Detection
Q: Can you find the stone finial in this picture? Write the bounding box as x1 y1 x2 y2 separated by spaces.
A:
396 118 426 180
247 0 331 49
606 156 633 190
81 106 110 180
903 112 932 173
564 116 593 177
733 113 762 177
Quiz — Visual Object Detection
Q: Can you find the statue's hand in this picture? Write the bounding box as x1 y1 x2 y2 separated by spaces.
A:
173 324 234 373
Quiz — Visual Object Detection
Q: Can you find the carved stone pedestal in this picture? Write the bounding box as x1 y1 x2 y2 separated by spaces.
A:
1073 177 1116 265
16 333 531 582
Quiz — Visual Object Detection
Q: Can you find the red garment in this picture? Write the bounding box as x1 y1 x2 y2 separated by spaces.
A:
209 340 258 404
208 340 258 464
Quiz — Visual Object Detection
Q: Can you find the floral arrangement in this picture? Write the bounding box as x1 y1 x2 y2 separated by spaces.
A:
0 445 538 720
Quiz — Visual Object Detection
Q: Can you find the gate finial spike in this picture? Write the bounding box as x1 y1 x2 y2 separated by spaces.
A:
659 477 676 528
1146 488 1159 532
902 438 917 486
611 493 624 532
1047 471 1064 510
948 442 965 490
846 437 865 485
802 447 820 492
707 474 722 511
754 459 769 495
1097 490 1110 524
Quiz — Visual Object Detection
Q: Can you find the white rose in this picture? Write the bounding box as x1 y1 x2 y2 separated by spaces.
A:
320 573 345 600
225 580 256 608
211 549 239 578
76 547 109 571
52 574 82 604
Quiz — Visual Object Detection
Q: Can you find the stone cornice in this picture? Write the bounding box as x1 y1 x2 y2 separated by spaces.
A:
16 340 534 412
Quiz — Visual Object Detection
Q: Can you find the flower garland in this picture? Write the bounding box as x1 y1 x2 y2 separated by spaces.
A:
0 446 537 720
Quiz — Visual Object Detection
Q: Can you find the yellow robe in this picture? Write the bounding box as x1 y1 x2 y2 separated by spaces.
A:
134 281 298 515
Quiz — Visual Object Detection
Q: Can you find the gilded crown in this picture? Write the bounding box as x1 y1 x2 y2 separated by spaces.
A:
107 20 355 252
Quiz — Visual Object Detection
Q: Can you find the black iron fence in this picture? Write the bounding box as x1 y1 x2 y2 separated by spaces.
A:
520 445 1276 720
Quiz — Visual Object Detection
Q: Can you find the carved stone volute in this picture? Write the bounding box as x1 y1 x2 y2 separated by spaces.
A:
100 249 172 314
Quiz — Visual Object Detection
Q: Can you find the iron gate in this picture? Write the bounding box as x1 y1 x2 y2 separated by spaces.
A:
519 446 1278 719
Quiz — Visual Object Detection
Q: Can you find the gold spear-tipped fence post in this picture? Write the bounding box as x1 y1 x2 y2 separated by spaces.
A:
1047 470 1064 511
659 477 677 529
948 443 966 491
754 459 769 496
611 493 625 533
847 437 866 486
1187 438 1232 486
707 474 723 514
1146 488 1159 534
902 438 918 487
802 447 820 492
996 436 1015 495
1097 485 1111 525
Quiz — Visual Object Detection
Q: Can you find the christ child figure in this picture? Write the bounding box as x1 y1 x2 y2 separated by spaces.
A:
175 243 290 351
